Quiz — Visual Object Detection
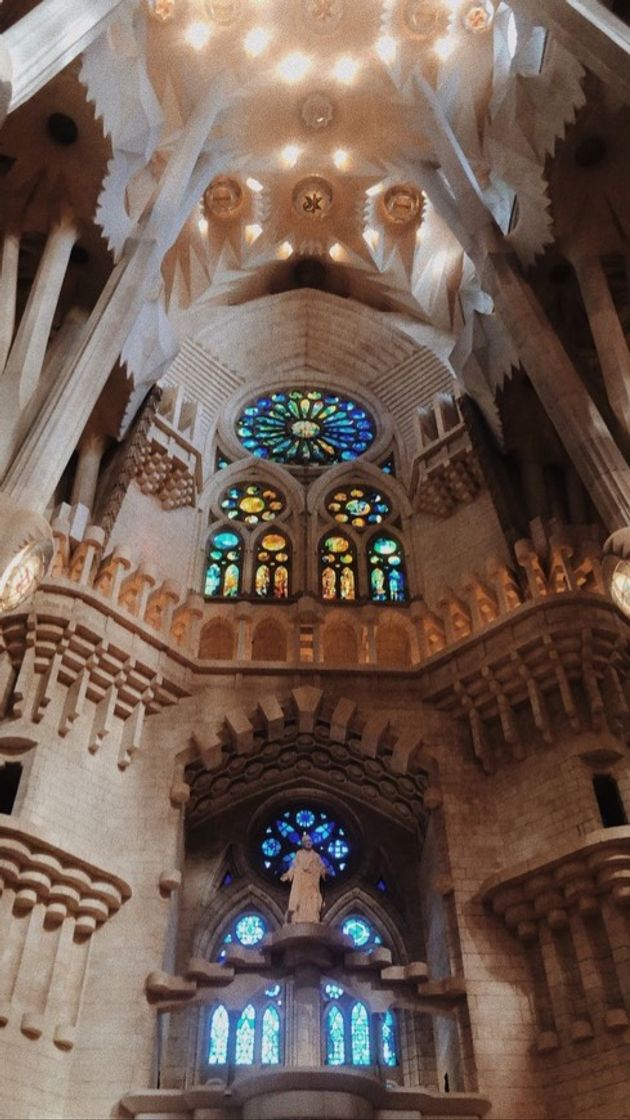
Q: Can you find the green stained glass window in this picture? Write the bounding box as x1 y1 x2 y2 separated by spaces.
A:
204 530 242 598
261 1006 281 1065
235 1004 256 1065
341 915 383 951
380 1010 399 1067
368 534 407 603
326 486 391 530
320 534 357 601
325 1005 345 1065
217 912 268 960
208 1004 229 1064
220 482 285 525
351 1002 371 1066
236 389 376 466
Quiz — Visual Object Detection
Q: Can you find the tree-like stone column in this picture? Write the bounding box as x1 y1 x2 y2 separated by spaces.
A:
570 253 630 441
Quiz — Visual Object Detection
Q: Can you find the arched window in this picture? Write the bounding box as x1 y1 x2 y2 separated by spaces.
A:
220 482 285 525
254 532 291 599
216 911 268 960
236 389 376 466
380 1010 399 1067
325 1004 346 1066
367 533 407 602
320 534 357 601
257 805 351 880
350 1003 371 1066
204 530 243 598
341 915 383 952
235 1004 256 1065
261 1006 281 1065
321 981 398 1068
326 486 391 529
208 1004 229 1065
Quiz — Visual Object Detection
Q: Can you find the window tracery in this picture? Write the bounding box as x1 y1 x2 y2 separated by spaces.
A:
217 911 268 960
321 982 399 1068
326 485 391 529
220 482 285 525
207 985 283 1068
341 915 383 951
236 389 376 466
259 805 351 879
320 533 357 601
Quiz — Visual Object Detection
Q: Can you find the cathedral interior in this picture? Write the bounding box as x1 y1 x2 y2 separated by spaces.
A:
1 1 630 1118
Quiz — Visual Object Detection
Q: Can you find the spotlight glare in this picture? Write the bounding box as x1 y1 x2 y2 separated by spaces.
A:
333 148 350 171
280 144 301 168
246 177 264 192
245 223 263 244
375 34 397 65
184 20 211 49
277 241 293 259
434 35 455 60
278 51 311 82
333 55 359 84
244 26 271 57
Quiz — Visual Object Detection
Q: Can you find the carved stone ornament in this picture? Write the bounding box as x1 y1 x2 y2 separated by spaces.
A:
292 176 333 220
383 184 425 226
203 176 244 220
462 0 494 33
302 0 344 34
301 92 335 131
403 0 451 41
145 0 176 21
206 0 243 25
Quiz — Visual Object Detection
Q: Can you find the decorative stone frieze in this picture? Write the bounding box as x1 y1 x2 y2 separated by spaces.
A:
412 395 484 517
133 387 203 510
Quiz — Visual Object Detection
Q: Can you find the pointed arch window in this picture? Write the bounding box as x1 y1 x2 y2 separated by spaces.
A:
204 530 243 598
208 1005 229 1065
261 1005 281 1065
235 1004 256 1065
367 533 407 602
380 1010 399 1067
320 534 357 601
351 1002 371 1066
341 914 383 952
325 1004 346 1065
255 532 291 599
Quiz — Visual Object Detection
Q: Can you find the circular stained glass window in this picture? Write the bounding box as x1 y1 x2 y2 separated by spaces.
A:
220 483 285 525
236 389 376 466
258 806 352 879
326 486 391 529
217 911 269 959
341 915 383 951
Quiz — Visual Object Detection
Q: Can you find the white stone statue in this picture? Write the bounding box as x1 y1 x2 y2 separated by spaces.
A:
281 833 326 924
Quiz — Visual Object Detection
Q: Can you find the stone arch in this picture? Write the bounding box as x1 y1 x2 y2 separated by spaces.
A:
251 618 288 662
321 619 360 666
375 621 412 667
194 879 284 960
324 885 409 964
198 618 236 660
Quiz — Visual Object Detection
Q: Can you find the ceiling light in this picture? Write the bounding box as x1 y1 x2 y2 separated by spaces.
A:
375 34 397 65
363 228 379 250
329 242 346 262
246 176 264 192
277 241 293 260
277 51 311 82
184 20 211 49
198 216 209 234
245 223 263 244
434 35 455 60
333 56 359 84
366 182 384 197
244 26 271 57
333 148 350 171
280 144 301 169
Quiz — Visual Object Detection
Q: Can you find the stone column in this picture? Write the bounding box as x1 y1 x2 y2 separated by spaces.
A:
0 230 19 372
1 0 127 120
570 253 630 438
70 432 107 514
291 967 321 1066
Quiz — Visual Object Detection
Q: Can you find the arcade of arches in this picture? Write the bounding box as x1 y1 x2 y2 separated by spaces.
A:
0 2 630 1119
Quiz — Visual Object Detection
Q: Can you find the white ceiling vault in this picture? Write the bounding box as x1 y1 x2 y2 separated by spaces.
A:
72 0 589 416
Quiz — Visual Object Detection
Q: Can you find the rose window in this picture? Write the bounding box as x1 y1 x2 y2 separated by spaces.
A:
236 389 376 466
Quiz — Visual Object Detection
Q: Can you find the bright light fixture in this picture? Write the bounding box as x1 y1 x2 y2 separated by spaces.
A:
244 26 271 57
245 223 263 244
246 177 264 193
198 215 209 234
333 55 359 84
434 35 455 60
366 182 384 197
375 34 397 65
280 144 301 169
184 20 211 49
333 148 350 171
277 51 311 82
329 242 346 262
277 241 293 260
363 227 380 250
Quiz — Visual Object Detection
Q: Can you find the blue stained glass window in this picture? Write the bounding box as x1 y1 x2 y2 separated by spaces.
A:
204 530 242 598
220 482 285 525
368 533 407 603
326 486 392 530
324 982 345 1000
236 389 376 466
261 1006 281 1065
351 1003 371 1066
381 1010 399 1067
235 915 267 946
259 807 351 880
235 1004 256 1065
265 984 281 998
208 1004 229 1064
380 454 395 476
325 1005 346 1065
341 915 383 952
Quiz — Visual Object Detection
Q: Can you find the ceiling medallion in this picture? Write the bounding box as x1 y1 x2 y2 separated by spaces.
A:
382 184 424 226
301 92 335 131
403 0 451 41
293 177 333 220
302 0 344 34
462 0 494 32
145 0 175 20
205 0 242 25
204 176 244 220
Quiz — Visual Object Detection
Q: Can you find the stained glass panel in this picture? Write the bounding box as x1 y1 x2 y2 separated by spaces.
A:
235 914 267 946
259 806 351 879
255 531 290 599
261 1006 281 1065
326 486 391 530
326 1005 345 1065
320 534 356 601
324 982 345 1000
236 389 376 466
235 1004 256 1065
220 483 286 525
368 534 407 603
381 1010 399 1067
351 1002 371 1066
204 530 243 598
208 1004 229 1064
341 915 383 952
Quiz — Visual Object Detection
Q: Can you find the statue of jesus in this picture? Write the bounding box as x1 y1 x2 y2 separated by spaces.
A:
281 833 326 924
